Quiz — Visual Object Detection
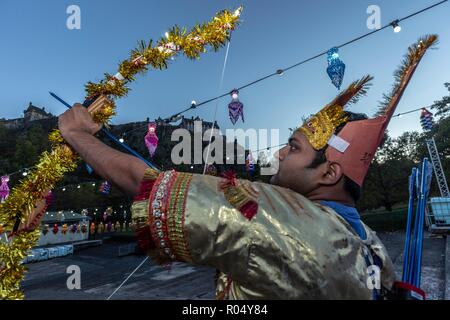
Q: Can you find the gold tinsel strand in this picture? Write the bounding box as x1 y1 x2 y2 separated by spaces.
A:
0 6 242 300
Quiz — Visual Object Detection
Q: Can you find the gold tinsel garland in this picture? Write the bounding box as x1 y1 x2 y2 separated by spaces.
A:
0 6 242 300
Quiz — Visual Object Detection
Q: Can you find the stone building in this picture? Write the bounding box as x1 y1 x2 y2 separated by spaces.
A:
0 102 54 129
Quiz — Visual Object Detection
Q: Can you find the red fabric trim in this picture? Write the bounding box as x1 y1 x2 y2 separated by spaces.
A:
136 225 155 253
240 201 258 220
134 179 156 202
219 170 238 190
393 281 426 299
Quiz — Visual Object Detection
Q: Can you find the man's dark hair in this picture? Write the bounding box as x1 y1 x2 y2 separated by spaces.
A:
306 111 368 202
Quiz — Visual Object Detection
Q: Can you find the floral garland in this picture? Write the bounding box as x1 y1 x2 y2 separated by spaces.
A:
0 6 242 300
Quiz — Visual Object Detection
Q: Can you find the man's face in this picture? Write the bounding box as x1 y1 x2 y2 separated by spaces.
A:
270 131 322 195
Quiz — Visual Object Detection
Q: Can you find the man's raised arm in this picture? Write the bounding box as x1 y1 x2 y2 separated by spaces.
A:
58 103 148 196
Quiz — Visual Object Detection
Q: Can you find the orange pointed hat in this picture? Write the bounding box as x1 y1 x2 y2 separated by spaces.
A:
298 34 438 186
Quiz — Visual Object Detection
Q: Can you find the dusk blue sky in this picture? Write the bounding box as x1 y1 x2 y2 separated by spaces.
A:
1 0 449 152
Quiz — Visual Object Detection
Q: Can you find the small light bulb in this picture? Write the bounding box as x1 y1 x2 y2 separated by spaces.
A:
22 172 28 176
119 138 124 143
62 188 66 191
77 185 81 189
392 21 401 33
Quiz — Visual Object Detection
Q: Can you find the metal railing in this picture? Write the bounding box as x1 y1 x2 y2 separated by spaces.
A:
425 197 450 232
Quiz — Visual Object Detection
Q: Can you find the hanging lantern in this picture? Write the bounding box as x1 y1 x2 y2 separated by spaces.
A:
99 222 105 234
420 108 434 131
246 153 255 175
81 223 87 233
62 224 68 235
205 164 218 176
115 221 121 232
326 47 346 90
52 224 59 234
99 181 111 195
107 221 112 233
0 175 10 203
144 122 159 158
228 89 244 125
257 151 269 166
45 190 54 207
90 222 96 235
42 224 49 236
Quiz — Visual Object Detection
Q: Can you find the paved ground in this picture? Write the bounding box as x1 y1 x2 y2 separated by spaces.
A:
22 232 448 300
377 231 447 300
22 242 216 300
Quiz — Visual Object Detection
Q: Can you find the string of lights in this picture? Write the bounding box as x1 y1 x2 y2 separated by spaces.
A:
3 167 32 177
392 107 430 118
0 104 436 180
249 105 438 155
116 0 447 139
2 2 445 183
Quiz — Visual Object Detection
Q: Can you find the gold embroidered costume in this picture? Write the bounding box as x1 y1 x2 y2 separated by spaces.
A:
132 168 394 299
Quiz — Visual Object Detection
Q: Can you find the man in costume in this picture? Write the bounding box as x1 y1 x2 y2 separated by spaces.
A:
58 35 437 299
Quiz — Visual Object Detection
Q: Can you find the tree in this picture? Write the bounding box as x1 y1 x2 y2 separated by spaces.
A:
0 123 6 140
431 82 450 118
358 133 419 211
13 124 49 168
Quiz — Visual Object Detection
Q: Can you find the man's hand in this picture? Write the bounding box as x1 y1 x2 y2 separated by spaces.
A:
58 103 102 142
56 99 148 197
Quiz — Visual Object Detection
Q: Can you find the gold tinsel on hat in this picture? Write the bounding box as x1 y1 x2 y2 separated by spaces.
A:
374 34 438 118
0 6 243 300
298 75 373 150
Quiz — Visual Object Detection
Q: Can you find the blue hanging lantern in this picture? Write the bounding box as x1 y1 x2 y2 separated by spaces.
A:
228 89 244 125
246 153 255 175
99 181 111 195
326 47 345 90
420 108 434 131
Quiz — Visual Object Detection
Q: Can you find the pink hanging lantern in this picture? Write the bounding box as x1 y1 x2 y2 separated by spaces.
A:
144 122 159 158
0 175 10 202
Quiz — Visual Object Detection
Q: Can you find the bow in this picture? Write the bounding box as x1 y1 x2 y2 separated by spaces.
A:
0 6 243 300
